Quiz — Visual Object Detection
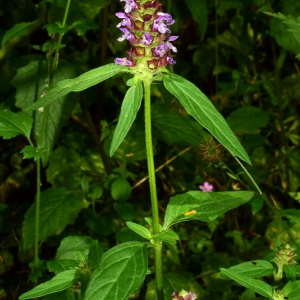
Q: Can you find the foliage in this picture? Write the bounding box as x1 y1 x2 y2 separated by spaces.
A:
0 0 300 299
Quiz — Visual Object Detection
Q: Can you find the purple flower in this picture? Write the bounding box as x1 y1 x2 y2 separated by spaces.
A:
114 0 178 69
154 36 178 57
154 43 169 57
117 28 136 43
172 290 197 300
115 12 132 29
199 182 214 192
153 12 175 33
114 57 134 66
121 0 138 13
166 36 178 52
167 56 176 65
140 32 153 45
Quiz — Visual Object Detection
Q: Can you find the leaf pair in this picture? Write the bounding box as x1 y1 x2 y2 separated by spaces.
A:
24 63 251 165
109 73 251 165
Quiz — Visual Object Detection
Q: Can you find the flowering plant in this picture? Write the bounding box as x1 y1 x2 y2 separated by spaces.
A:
18 0 258 299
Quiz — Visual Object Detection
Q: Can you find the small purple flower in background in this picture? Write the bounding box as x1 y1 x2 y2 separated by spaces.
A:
172 289 197 300
115 0 178 70
140 33 153 45
115 12 132 29
199 182 214 192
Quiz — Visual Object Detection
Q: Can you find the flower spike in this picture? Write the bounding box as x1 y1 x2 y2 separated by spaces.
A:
114 0 178 72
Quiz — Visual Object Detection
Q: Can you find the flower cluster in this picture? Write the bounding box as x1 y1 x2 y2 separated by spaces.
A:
114 0 178 71
274 244 297 268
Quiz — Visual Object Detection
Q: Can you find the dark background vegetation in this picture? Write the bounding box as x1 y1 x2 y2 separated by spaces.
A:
0 0 300 299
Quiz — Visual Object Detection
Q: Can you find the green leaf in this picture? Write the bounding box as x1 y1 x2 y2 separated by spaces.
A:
267 13 300 56
249 195 264 215
91 186 103 200
216 260 274 279
152 103 208 146
226 106 269 134
114 202 135 221
284 265 297 282
81 174 90 194
19 270 79 299
25 64 125 111
47 260 79 274
163 73 251 165
86 216 116 236
152 230 180 245
220 268 273 298
88 240 103 270
0 110 33 140
185 0 208 40
29 260 48 283
110 80 143 156
283 280 300 300
43 23 71 35
85 242 148 300
111 177 131 202
46 146 81 189
55 236 94 261
146 271 205 300
240 289 256 300
163 191 254 230
11 60 79 164
41 289 76 300
126 222 152 240
22 188 86 250
20 145 46 161
72 19 98 35
2 21 36 48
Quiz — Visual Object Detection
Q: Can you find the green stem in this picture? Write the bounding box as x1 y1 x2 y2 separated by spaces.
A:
232 155 262 195
34 158 41 267
144 81 164 300
52 0 71 73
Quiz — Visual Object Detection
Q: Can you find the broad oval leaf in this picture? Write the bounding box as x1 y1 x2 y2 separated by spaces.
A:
25 64 125 111
216 260 274 279
283 280 300 300
126 221 152 239
88 240 104 270
19 269 79 299
220 268 273 298
163 74 251 165
0 110 33 140
56 236 94 261
163 191 254 230
85 241 148 300
11 60 79 165
110 80 143 157
47 260 79 275
22 188 86 250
